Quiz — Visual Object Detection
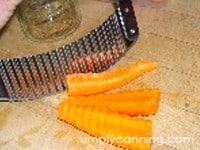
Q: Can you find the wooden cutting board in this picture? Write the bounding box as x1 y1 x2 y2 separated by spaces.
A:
0 0 199 149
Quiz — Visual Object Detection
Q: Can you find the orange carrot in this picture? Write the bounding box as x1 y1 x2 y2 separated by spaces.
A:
152 0 164 3
63 88 160 116
67 60 158 96
58 102 152 150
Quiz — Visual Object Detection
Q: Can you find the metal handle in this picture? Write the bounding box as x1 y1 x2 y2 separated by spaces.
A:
118 0 139 43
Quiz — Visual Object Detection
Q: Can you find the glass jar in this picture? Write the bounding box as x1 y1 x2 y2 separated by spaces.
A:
17 0 81 42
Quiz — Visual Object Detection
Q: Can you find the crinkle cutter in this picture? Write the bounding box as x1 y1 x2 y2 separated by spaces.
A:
0 0 139 101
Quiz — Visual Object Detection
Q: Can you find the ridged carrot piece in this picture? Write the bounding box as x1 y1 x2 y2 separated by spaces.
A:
58 102 152 150
67 60 158 96
62 88 160 116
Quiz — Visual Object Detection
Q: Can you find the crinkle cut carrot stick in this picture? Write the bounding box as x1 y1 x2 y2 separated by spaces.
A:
67 60 158 96
63 88 160 116
58 102 152 150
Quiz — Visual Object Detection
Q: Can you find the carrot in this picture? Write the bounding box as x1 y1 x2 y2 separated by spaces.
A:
63 88 160 116
152 0 164 3
58 102 152 150
67 60 158 96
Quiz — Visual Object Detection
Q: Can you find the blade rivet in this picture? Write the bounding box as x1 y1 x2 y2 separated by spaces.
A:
124 8 129 13
130 29 135 34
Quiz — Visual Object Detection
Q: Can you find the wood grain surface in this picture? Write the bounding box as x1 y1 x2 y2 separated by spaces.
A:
0 0 199 150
